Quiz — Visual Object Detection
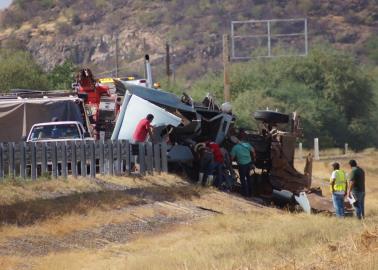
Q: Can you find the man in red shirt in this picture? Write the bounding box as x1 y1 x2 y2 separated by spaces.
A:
206 141 224 187
207 141 224 164
133 114 154 143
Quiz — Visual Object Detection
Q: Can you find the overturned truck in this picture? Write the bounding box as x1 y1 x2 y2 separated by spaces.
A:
111 81 329 213
246 110 325 212
111 82 233 163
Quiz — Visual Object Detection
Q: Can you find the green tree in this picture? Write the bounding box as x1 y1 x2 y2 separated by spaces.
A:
47 60 76 90
232 90 284 130
0 49 49 92
189 45 376 150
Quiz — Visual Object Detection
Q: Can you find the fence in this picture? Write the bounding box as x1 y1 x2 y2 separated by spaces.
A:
297 140 350 160
0 140 168 180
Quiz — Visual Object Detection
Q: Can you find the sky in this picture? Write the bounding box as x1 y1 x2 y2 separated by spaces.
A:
0 0 11 9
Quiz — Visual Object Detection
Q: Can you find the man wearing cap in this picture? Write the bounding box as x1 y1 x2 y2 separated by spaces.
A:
330 162 348 217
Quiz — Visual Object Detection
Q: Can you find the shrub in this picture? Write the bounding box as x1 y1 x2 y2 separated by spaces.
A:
365 36 378 64
0 49 49 92
189 44 377 149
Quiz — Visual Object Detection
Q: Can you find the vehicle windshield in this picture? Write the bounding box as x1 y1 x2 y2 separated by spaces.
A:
29 124 81 141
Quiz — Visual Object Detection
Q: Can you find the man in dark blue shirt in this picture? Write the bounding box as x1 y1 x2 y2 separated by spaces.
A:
347 160 365 219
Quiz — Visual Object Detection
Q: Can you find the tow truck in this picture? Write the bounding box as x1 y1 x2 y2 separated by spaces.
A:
73 55 155 140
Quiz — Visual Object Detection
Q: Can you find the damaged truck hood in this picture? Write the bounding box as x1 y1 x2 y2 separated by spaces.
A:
111 92 182 141
120 83 196 113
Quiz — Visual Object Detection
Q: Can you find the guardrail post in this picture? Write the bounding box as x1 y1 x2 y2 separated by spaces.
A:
90 140 96 178
108 140 114 175
9 142 15 178
344 143 348 156
80 141 86 177
153 143 161 174
298 142 303 160
99 140 105 175
61 142 68 179
116 140 121 175
31 142 37 180
138 143 146 175
125 140 131 175
51 142 58 179
0 143 4 179
314 138 320 161
71 141 77 178
146 142 153 174
20 142 26 179
161 143 168 173
41 142 47 175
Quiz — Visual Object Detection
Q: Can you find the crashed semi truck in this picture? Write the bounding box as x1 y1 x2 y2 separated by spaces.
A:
110 80 332 213
111 81 233 162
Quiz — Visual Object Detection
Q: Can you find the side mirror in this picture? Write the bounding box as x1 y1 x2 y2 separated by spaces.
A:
84 132 91 138
20 136 27 142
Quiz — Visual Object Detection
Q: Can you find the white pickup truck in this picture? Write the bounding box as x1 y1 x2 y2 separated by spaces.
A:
26 121 93 142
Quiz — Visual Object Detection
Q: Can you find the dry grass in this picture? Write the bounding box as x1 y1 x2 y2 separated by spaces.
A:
0 173 204 243
0 205 155 242
0 173 192 206
0 177 101 205
1 151 378 270
24 210 378 270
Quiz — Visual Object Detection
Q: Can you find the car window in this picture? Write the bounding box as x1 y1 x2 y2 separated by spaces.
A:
29 124 81 140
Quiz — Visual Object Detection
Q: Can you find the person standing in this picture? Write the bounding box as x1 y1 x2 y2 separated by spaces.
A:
230 131 256 196
133 114 154 143
196 143 214 186
330 162 348 218
206 141 224 187
347 160 365 219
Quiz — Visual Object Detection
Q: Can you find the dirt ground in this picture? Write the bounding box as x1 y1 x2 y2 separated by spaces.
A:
0 152 377 270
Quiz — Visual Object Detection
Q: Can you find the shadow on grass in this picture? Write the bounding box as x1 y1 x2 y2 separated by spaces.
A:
0 184 202 226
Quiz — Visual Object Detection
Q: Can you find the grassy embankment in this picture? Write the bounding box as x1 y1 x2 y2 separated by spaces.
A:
0 150 377 270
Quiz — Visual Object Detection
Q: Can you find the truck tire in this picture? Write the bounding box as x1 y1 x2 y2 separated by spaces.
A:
253 110 289 123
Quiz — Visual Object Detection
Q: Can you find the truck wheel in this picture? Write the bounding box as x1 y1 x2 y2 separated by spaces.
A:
253 110 289 123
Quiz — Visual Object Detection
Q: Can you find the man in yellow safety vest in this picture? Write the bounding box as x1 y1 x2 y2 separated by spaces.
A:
330 162 348 217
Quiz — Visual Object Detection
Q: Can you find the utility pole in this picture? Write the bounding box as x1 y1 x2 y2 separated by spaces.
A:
166 41 171 86
223 34 231 102
115 33 119 78
143 38 147 78
171 43 176 84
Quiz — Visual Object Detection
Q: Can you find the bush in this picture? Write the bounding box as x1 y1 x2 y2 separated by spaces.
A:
137 11 163 27
189 44 377 150
233 90 284 130
365 36 378 64
47 60 76 90
57 21 73 35
0 49 49 92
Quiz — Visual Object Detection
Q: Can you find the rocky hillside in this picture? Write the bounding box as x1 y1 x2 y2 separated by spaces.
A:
0 0 376 80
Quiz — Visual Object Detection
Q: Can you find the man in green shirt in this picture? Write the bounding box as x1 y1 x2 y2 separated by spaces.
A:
230 131 256 196
347 160 365 219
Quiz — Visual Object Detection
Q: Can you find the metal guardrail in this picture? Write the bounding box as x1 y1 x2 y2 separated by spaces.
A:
0 140 168 180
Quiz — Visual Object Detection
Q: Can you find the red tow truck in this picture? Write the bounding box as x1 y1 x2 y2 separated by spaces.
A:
74 68 122 140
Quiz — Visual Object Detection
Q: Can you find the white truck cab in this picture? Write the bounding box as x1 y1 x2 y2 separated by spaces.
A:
26 121 93 142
